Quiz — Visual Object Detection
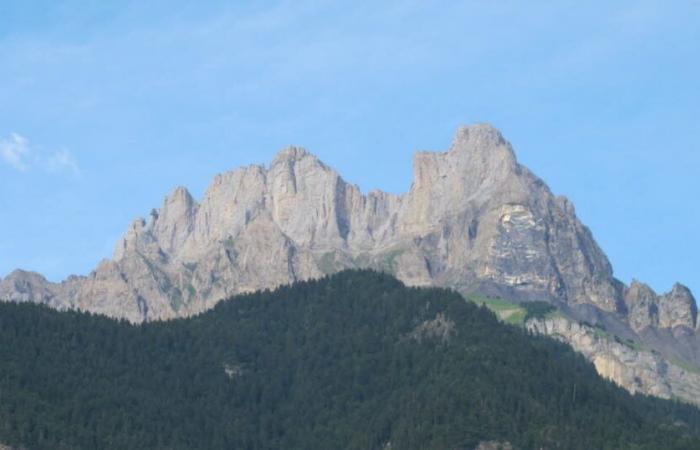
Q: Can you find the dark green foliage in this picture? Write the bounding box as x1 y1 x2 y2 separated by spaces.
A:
521 301 556 321
0 270 699 449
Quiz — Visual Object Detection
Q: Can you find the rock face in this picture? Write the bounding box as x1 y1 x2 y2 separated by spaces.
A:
1 123 698 403
527 315 700 404
624 281 698 332
0 124 626 321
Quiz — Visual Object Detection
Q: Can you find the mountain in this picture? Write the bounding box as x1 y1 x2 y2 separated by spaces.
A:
2 270 700 450
1 124 698 404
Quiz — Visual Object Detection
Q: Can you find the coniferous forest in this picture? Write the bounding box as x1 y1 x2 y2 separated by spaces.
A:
1 270 700 449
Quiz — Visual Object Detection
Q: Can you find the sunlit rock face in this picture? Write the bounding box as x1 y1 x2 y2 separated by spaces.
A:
0 123 690 325
2 123 698 403
1 124 627 321
0 124 697 329
527 315 700 406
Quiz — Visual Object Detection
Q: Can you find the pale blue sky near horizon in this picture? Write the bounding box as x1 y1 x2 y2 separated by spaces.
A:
1 1 698 298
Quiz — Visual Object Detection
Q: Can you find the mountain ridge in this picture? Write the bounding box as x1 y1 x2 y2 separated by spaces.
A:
2 124 690 320
1 123 698 403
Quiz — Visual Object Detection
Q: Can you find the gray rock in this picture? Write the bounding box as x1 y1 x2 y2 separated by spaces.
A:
624 281 697 333
659 283 697 330
2 123 698 404
527 315 700 405
625 280 660 332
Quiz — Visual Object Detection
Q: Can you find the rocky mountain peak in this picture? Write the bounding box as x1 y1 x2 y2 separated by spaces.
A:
6 125 693 326
411 125 520 202
450 123 507 150
152 186 198 256
670 282 695 299
166 185 195 203
2 123 699 404
448 123 517 173
624 280 660 331
623 279 698 332
271 146 313 166
0 270 52 303
659 283 698 330
627 279 657 298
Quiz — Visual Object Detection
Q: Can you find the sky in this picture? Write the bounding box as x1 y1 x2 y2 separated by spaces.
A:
1 1 698 298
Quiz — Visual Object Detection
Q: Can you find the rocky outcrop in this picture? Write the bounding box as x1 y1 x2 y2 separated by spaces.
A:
0 270 55 305
2 123 698 403
625 281 661 331
1 124 627 321
527 315 700 405
659 284 697 330
624 281 697 333
410 313 457 343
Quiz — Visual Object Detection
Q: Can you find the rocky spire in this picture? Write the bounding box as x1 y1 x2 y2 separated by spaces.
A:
113 218 148 261
0 270 53 303
659 283 697 330
405 125 519 232
3 123 698 404
152 186 198 256
624 280 660 332
449 123 516 166
270 146 312 166
1 123 694 331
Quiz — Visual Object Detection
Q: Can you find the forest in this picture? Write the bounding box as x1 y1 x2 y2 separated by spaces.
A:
1 270 699 449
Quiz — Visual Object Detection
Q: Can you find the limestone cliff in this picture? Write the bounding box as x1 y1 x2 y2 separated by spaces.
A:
527 315 700 405
1 123 698 404
625 280 698 332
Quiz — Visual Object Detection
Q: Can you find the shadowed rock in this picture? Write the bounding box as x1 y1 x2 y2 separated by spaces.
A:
2 123 698 403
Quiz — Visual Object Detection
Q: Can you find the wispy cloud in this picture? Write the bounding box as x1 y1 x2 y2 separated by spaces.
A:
0 133 30 171
0 133 80 175
47 148 80 174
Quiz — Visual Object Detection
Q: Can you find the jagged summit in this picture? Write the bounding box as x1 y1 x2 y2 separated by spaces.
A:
2 123 690 322
411 124 520 216
1 123 698 403
167 185 195 201
451 123 508 150
271 145 313 165
449 123 516 168
0 269 56 307
624 279 698 332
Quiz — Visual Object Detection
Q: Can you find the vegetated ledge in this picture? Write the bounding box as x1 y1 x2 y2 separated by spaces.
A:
527 313 700 406
467 292 700 406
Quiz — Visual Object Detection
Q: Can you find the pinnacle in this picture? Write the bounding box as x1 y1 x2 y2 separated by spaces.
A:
448 123 517 168
630 279 652 289
166 185 195 204
271 146 312 165
670 283 694 298
170 185 191 196
451 123 506 149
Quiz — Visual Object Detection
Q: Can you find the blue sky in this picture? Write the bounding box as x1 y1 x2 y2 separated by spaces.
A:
1 1 698 298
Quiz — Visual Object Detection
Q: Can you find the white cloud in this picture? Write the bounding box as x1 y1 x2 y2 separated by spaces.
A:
47 148 80 175
0 133 31 171
0 133 80 175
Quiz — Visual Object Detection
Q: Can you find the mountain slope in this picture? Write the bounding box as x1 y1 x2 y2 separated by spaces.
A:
0 124 625 320
1 270 699 450
1 124 698 403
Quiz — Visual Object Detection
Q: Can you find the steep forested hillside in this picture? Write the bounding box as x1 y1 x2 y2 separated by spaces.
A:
1 270 699 449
